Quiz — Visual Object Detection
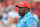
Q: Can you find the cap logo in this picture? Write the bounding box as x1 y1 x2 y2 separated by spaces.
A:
20 2 24 4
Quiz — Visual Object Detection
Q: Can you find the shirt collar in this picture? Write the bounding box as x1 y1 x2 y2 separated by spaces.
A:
20 12 32 18
23 12 31 17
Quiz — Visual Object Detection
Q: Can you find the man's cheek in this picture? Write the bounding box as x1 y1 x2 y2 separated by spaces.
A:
18 11 20 14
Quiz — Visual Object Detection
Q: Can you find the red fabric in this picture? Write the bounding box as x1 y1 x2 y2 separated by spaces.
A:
17 1 31 9
36 2 40 10
37 11 40 16
18 26 19 27
32 23 34 26
32 2 40 16
26 25 28 27
36 2 40 16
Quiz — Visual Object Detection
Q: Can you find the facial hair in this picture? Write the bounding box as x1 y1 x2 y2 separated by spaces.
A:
19 12 26 17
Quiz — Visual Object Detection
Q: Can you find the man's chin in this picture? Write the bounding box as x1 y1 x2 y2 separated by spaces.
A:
19 15 23 17
19 14 21 16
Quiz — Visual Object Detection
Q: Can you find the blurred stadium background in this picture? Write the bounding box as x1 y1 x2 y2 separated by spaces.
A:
0 0 40 27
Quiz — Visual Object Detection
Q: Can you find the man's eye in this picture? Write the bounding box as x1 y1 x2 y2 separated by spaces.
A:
18 7 24 8
21 7 24 8
20 7 24 8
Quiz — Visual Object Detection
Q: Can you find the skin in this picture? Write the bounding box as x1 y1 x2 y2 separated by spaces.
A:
7 17 13 27
18 7 30 17
7 17 20 27
0 22 3 27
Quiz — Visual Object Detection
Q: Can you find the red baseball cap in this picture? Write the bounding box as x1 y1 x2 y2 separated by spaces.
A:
16 1 31 9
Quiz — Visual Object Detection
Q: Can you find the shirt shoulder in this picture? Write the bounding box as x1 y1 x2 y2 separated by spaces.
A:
8 12 19 18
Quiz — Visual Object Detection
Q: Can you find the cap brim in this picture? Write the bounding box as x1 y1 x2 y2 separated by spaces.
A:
16 5 19 7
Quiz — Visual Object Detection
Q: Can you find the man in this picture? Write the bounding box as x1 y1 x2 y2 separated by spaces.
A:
0 0 6 19
1 11 19 27
16 1 38 27
6 0 14 12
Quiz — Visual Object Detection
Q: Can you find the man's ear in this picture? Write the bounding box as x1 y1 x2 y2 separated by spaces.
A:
25 8 29 12
25 8 28 11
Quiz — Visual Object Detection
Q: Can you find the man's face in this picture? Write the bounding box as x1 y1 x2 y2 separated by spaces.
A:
18 7 26 17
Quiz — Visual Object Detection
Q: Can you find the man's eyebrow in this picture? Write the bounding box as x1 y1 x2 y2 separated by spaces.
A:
16 6 28 8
